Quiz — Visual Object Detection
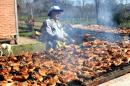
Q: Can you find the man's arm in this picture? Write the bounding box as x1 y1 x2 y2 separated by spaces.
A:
37 20 56 37
45 21 56 36
35 22 45 36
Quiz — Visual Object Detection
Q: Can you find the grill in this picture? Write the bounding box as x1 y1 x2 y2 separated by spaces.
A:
0 40 130 85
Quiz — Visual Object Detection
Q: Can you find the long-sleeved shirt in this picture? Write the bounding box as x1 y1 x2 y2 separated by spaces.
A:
39 18 67 42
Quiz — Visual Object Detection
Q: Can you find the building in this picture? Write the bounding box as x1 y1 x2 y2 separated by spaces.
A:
0 0 18 44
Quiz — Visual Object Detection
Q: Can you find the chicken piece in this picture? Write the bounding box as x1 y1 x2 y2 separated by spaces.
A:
42 60 54 68
19 66 29 75
84 58 100 68
9 56 17 62
0 56 8 62
21 52 32 58
38 68 47 76
123 53 130 62
84 34 91 38
92 39 105 45
6 66 11 73
32 72 43 81
47 67 60 75
81 71 97 78
44 75 59 86
12 62 20 71
83 42 92 46
12 75 25 82
125 49 130 55
2 74 13 81
31 81 40 86
75 58 84 66
0 66 8 74
21 81 30 86
28 63 35 72
99 62 111 70
59 71 76 83
0 81 14 86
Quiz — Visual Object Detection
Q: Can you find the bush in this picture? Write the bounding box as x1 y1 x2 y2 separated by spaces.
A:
113 4 130 28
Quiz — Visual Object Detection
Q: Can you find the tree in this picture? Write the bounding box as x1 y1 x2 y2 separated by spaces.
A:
119 0 123 4
17 0 27 14
94 0 100 24
126 0 128 5
78 0 87 18
94 0 118 25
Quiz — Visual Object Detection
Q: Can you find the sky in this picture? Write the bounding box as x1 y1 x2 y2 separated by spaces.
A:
24 0 130 5
69 0 130 5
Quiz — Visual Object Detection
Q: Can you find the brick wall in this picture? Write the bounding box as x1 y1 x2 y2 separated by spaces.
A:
0 0 16 39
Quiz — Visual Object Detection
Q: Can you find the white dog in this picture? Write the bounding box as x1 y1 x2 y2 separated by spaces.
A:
0 43 13 56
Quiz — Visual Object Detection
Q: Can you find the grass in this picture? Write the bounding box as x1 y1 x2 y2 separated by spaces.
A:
18 26 40 37
19 31 33 37
18 25 31 37
12 43 45 56
18 15 96 25
18 15 47 22
61 18 96 25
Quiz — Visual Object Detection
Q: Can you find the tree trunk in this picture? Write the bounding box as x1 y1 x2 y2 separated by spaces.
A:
95 0 99 24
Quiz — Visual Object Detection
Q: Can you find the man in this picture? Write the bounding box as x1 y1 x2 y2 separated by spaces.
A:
38 6 68 50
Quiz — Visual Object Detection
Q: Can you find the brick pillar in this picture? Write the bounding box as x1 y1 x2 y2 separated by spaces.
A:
0 0 16 39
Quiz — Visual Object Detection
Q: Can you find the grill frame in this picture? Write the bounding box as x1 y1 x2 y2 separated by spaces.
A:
80 63 130 86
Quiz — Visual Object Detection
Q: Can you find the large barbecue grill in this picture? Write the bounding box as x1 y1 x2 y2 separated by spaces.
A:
1 0 130 85
0 32 130 85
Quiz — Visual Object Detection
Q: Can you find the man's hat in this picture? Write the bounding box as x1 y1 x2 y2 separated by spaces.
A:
48 6 63 16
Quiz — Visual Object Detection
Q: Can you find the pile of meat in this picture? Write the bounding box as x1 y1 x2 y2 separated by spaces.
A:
0 40 130 86
72 24 130 34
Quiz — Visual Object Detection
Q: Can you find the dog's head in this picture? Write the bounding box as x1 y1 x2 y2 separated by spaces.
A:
0 43 11 49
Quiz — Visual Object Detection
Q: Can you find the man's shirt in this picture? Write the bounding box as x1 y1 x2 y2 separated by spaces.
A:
41 18 67 40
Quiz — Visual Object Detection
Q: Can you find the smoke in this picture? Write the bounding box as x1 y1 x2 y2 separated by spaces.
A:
97 0 117 26
17 0 128 52
24 0 34 3
60 0 118 26
60 7 79 24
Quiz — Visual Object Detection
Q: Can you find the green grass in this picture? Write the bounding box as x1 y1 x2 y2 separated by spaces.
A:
19 31 33 37
19 15 96 25
61 18 96 25
12 43 45 56
18 15 130 29
18 15 47 22
18 26 38 37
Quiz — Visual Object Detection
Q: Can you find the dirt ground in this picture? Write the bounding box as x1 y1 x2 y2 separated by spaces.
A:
17 37 41 45
98 73 130 86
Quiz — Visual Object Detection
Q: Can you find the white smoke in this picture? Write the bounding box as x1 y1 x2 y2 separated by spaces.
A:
97 0 117 26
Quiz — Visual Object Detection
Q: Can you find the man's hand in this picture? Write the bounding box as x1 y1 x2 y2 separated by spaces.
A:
56 40 66 48
35 31 41 36
71 39 75 43
59 37 66 42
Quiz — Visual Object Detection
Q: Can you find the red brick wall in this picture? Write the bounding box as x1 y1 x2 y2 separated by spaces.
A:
0 0 16 39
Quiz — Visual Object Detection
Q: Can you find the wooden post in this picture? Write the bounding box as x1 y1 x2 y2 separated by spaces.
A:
14 0 19 44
